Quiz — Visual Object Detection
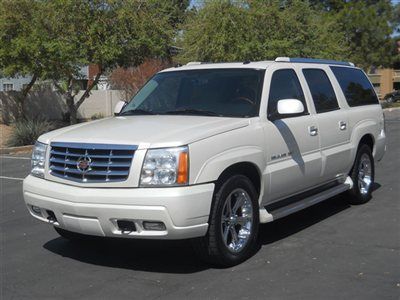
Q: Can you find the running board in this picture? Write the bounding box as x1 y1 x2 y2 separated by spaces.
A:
264 182 351 221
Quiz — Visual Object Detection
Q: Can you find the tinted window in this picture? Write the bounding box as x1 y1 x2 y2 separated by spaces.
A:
303 69 339 113
267 69 307 118
122 69 265 118
330 67 379 107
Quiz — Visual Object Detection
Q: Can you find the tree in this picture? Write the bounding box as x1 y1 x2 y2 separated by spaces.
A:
31 0 174 124
310 0 397 69
178 0 348 63
109 59 172 101
392 3 400 39
335 0 395 69
0 0 47 119
149 0 191 30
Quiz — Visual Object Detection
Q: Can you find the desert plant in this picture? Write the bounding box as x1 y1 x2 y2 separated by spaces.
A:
7 118 54 147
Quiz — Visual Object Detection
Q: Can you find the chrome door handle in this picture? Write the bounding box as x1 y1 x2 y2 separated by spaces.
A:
339 121 347 131
308 126 318 136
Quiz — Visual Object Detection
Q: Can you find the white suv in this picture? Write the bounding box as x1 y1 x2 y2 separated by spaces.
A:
23 57 386 266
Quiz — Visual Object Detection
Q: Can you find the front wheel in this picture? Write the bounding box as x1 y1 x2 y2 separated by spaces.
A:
192 175 259 267
347 144 375 204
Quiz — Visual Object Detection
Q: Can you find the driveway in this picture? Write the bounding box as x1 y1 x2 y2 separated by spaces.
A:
1 110 399 299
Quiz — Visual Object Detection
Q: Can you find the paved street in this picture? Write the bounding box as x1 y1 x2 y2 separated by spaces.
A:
1 110 399 300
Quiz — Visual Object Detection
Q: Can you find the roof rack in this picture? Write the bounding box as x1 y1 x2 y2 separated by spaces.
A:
186 61 253 66
275 57 354 67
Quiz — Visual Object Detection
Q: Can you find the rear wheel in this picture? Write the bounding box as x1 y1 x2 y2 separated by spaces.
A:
192 175 259 267
347 144 374 204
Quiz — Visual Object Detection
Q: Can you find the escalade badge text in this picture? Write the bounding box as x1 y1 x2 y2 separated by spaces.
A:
77 157 92 172
271 152 292 161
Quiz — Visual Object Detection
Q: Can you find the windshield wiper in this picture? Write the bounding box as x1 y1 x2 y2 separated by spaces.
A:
164 108 222 117
119 109 155 116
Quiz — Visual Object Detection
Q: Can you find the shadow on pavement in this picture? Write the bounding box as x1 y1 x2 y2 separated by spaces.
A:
259 182 381 245
258 194 350 245
43 183 381 273
43 237 209 274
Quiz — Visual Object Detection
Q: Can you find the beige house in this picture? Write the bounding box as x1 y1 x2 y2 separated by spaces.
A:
368 68 400 99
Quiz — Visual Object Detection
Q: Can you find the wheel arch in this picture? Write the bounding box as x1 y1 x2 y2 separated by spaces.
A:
349 132 375 174
349 119 378 170
358 134 374 152
215 162 262 197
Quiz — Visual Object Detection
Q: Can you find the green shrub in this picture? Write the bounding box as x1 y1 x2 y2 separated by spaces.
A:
90 113 105 120
381 101 400 109
7 119 54 147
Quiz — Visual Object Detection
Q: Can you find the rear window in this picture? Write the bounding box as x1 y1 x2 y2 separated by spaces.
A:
330 67 379 107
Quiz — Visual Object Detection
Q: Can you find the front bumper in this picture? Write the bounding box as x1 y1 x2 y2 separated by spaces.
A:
23 175 214 239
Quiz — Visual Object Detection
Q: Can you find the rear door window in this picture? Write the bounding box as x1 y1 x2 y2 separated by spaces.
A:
330 67 379 107
303 69 339 113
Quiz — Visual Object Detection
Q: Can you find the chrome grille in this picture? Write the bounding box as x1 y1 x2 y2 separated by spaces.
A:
49 142 137 183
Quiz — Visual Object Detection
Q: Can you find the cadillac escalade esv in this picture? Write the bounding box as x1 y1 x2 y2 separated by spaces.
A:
23 57 386 266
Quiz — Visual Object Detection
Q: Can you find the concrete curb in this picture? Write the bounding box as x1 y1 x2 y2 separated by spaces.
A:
383 107 400 112
0 145 33 155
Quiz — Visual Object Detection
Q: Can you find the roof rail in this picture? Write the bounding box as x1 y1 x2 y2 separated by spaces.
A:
275 57 354 67
186 61 203 65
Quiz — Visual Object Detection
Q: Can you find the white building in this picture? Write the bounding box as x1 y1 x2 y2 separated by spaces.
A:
0 75 33 92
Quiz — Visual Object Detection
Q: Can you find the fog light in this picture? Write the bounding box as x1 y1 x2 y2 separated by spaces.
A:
117 220 136 232
31 205 42 215
46 210 57 223
143 221 166 231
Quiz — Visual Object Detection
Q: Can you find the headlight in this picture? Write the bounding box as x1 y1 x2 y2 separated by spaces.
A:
31 141 47 178
140 146 189 187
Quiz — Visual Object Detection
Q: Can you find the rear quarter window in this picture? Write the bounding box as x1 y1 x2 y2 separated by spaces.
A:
330 66 379 107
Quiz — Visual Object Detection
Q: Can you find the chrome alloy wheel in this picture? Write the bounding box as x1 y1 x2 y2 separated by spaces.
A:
221 188 253 253
358 153 372 195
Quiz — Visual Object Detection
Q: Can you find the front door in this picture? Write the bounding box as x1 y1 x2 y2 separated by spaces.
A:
262 66 322 203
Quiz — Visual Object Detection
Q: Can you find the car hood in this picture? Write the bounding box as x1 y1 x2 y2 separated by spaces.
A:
39 115 250 149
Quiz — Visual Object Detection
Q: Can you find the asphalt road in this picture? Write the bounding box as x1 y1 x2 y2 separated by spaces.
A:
1 110 399 300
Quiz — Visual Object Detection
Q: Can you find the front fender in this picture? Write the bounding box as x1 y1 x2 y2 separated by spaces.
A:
193 146 265 184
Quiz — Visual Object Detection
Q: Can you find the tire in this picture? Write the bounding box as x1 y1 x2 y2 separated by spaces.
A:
192 175 259 267
386 97 393 103
54 226 88 241
347 144 375 204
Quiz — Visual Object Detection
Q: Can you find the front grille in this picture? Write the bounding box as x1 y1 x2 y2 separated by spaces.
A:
49 142 137 183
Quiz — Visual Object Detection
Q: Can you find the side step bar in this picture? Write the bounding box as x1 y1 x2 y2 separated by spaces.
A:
261 180 352 222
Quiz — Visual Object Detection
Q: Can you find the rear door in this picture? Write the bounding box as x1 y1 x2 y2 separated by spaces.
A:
299 66 351 181
262 65 322 202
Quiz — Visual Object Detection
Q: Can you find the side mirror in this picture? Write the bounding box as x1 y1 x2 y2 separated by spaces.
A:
114 101 127 116
277 99 304 115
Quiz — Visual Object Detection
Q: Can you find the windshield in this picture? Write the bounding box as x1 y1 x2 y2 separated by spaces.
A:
121 68 265 118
